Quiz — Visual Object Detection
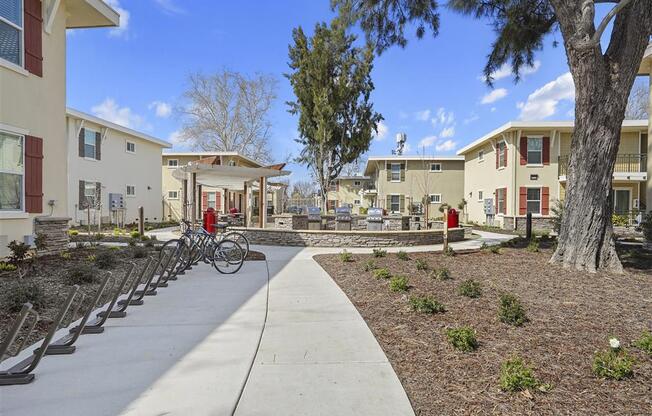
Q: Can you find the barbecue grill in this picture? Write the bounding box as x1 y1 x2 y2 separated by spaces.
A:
366 207 383 231
306 206 322 230
335 207 352 231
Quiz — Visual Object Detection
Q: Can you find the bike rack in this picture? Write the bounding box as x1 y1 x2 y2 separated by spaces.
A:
0 286 79 385
67 272 116 336
101 258 152 316
120 256 160 305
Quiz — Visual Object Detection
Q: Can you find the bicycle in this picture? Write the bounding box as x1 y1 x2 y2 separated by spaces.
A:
178 220 245 274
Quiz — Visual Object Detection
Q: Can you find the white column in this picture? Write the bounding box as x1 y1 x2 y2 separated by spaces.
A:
647 72 652 213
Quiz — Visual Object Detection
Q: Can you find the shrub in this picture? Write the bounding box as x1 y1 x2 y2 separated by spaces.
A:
128 238 137 247
593 349 634 380
446 326 478 352
527 240 540 253
409 296 445 314
68 229 79 236
108 246 120 251
94 233 104 241
499 357 540 392
443 246 455 257
612 214 629 227
340 250 353 263
432 267 451 281
364 259 377 272
60 251 72 260
372 248 387 258
389 275 409 292
373 268 391 279
633 330 652 355
396 250 409 261
132 246 148 259
4 281 46 313
458 279 482 298
499 294 528 326
95 250 117 269
67 265 97 285
113 228 122 236
130 231 141 239
0 262 18 272
141 235 150 241
7 240 30 265
87 254 96 262
415 259 429 271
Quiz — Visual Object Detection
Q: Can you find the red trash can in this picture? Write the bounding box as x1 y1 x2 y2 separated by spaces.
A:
203 207 216 233
447 208 459 228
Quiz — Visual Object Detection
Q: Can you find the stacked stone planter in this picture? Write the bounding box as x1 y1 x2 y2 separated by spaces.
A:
34 217 71 255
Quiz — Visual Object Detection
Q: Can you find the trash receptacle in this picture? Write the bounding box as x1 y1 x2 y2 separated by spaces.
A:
203 207 216 233
447 208 459 228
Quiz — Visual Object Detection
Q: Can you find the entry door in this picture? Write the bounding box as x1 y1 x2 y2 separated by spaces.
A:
613 189 630 215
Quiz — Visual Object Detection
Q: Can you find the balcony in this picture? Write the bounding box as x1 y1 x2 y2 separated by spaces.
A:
558 154 648 181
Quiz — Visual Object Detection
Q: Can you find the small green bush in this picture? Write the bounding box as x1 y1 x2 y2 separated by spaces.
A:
446 326 478 352
443 246 455 257
141 235 150 241
86 254 96 262
128 238 137 247
458 279 482 298
389 275 409 292
593 349 635 380
108 246 120 251
432 267 451 281
113 228 122 236
373 268 391 279
415 259 429 271
372 248 387 258
0 262 18 271
132 246 148 259
7 240 30 265
527 240 540 253
4 281 46 313
339 250 353 263
500 357 540 392
364 259 377 272
95 250 117 269
67 265 97 285
68 229 79 236
634 330 652 355
60 251 72 260
499 294 528 326
130 231 141 239
409 296 445 314
396 251 409 261
94 233 104 241
481 242 500 253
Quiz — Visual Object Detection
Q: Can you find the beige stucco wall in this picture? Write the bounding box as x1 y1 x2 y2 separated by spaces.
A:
327 178 370 214
0 5 68 256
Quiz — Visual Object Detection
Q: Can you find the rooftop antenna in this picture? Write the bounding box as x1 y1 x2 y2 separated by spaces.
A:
392 133 406 155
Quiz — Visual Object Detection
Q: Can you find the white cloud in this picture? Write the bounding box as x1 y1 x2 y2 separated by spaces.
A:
433 107 455 126
435 139 456 152
415 109 431 121
517 72 575 120
105 0 130 37
168 130 184 144
91 98 144 129
463 113 479 124
149 101 172 118
373 120 388 141
481 88 508 104
418 135 438 148
440 126 455 138
479 60 541 82
154 0 187 15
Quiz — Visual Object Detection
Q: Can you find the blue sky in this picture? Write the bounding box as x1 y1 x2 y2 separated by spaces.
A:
66 0 646 181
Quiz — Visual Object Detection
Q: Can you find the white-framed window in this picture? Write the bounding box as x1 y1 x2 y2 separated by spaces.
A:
168 190 179 200
429 163 442 172
478 149 484 162
526 188 541 214
126 185 136 197
84 129 97 159
527 137 543 165
429 194 441 204
0 131 24 211
497 141 507 168
390 195 401 212
354 180 361 186
496 188 506 215
390 163 401 181
84 182 98 207
477 190 483 202
228 160 236 166
126 141 136 153
0 0 23 67
167 159 179 167
207 192 217 209
354 199 361 205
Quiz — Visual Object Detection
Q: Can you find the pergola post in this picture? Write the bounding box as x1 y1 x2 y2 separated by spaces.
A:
191 172 197 230
182 179 188 221
197 184 202 217
243 182 248 226
258 176 266 228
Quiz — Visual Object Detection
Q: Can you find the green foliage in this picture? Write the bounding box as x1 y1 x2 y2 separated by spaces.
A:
364 259 377 272
372 248 387 258
4 281 46 313
132 246 148 259
0 262 17 271
432 267 451 281
113 228 122 236
373 268 391 279
499 357 540 392
415 259 428 271
396 250 409 261
94 233 105 241
641 211 652 242
458 279 482 298
108 246 120 251
141 235 150 241
95 250 117 269
527 240 539 253
339 250 353 263
389 275 409 292
443 246 455 257
482 243 501 254
68 229 79 236
633 331 652 355
593 349 635 380
499 293 528 326
446 326 478 352
457 198 467 211
7 240 30 265
130 231 141 239
60 251 72 260
359 207 368 215
438 202 450 213
128 238 137 247
409 295 445 314
67 265 97 285
612 214 629 227
86 254 96 262
34 233 47 252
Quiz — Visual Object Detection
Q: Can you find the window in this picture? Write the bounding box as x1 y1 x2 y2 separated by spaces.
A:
0 132 24 211
390 195 400 212
228 160 236 166
526 188 541 214
354 199 361 205
478 150 484 162
84 182 97 207
84 129 97 159
207 192 217 209
497 141 506 168
354 180 361 186
496 188 506 215
429 194 441 204
527 137 542 165
390 163 401 181
429 163 442 172
167 159 178 167
168 190 179 200
0 0 23 67
126 185 136 197
477 190 483 202
126 141 136 153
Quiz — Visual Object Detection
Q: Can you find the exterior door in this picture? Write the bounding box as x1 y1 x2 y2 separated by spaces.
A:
613 189 630 215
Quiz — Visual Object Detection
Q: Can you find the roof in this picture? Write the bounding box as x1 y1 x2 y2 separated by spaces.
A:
638 42 652 75
172 164 291 190
337 176 370 180
161 151 262 167
66 108 172 148
363 155 464 175
456 119 649 155
65 0 120 29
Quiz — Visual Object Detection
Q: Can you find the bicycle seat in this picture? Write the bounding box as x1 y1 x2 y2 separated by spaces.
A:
214 223 229 229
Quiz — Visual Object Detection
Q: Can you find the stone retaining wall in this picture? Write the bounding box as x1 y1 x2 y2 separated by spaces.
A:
502 216 553 232
232 227 465 247
34 217 71 255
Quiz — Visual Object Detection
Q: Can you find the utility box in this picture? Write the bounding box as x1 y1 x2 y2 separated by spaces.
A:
109 193 125 210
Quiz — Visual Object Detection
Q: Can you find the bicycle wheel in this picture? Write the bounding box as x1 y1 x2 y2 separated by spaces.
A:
223 231 250 259
212 239 244 274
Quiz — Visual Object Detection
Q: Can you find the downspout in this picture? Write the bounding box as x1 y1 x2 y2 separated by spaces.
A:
512 130 521 230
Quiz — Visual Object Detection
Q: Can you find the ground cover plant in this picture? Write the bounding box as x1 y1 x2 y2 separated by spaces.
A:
409 296 445 314
446 326 478 352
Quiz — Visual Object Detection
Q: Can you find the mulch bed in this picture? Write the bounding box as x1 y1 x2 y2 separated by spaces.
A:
314 243 652 415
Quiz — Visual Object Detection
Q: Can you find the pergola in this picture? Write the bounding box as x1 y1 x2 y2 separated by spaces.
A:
173 158 290 228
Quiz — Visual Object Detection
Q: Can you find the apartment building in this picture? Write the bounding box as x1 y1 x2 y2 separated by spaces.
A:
66 109 171 226
0 0 119 256
457 120 650 230
362 156 465 218
326 176 372 214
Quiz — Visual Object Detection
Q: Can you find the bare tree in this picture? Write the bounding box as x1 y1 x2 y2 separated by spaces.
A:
177 70 277 164
290 180 318 199
625 81 649 120
341 156 368 176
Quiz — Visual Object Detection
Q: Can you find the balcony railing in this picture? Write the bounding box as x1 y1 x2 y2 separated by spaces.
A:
558 154 647 177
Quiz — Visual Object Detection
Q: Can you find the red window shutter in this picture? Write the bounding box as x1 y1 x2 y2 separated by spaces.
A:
503 143 508 168
202 192 208 210
336 181 340 192
520 137 528 165
542 187 550 215
503 188 507 215
24 0 43 77
25 135 44 213
215 192 221 210
495 189 499 213
542 136 550 165
519 187 527 215
495 145 499 169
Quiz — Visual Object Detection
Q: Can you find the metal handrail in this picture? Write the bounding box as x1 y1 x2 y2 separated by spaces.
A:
558 153 647 176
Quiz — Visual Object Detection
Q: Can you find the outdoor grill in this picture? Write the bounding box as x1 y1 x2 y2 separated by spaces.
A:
306 206 322 230
366 207 383 231
335 207 352 231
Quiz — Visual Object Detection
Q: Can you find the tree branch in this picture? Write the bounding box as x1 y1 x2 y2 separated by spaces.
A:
591 0 633 44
